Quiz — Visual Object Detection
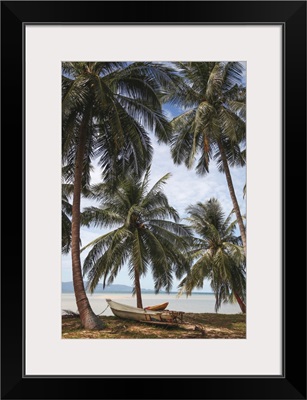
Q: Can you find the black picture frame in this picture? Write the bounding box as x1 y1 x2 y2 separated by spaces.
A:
1 1 306 399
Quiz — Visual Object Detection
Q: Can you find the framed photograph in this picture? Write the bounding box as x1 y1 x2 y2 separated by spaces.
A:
1 1 306 399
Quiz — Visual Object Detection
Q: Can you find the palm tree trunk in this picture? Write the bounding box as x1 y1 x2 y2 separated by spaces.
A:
134 267 143 308
217 140 247 254
71 118 104 330
234 291 246 313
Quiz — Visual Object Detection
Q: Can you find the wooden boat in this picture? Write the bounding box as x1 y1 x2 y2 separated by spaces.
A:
144 302 169 311
106 299 183 324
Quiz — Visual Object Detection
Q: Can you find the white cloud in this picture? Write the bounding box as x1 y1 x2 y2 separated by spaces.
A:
163 108 175 121
149 135 246 219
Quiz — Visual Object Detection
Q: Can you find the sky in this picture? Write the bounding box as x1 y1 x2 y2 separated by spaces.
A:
62 68 246 293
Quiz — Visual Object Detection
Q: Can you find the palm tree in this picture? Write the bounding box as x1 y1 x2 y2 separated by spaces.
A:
62 181 91 254
81 168 192 309
62 62 178 329
180 198 246 313
167 62 247 254
62 183 73 254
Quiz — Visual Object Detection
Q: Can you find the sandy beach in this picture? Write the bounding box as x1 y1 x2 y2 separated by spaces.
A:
62 312 246 339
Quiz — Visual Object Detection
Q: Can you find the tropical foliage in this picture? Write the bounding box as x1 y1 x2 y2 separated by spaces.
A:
81 169 192 308
62 61 178 329
167 62 247 253
61 181 91 254
180 198 246 313
62 183 73 254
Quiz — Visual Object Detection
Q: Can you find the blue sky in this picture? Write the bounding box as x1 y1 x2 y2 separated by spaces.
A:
62 66 246 293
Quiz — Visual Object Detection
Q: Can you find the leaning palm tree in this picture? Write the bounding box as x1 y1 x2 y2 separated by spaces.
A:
180 198 246 313
167 62 247 254
62 180 91 254
81 168 192 309
62 183 73 254
62 62 178 329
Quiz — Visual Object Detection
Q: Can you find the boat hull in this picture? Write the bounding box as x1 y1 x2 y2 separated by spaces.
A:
106 299 183 324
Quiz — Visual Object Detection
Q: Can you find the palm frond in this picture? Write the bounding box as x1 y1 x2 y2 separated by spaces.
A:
142 172 171 201
182 198 245 310
78 167 193 296
81 206 123 228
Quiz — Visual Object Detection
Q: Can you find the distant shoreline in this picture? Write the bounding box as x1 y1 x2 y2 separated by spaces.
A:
62 281 213 295
62 290 214 295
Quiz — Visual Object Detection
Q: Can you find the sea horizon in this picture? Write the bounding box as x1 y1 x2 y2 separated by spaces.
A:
62 291 242 315
61 281 213 295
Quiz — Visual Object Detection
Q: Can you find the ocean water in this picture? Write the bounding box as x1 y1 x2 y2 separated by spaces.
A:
62 292 242 315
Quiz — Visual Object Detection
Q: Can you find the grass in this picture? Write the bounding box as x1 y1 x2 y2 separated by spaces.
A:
62 313 246 339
